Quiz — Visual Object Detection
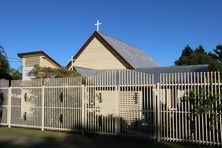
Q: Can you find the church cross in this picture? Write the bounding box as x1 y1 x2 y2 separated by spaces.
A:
95 20 102 32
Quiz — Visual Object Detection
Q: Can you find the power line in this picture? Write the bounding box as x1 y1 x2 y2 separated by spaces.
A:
8 60 22 63
8 57 21 60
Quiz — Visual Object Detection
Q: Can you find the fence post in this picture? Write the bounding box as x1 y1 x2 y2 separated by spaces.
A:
156 83 160 142
7 87 11 128
81 84 85 134
41 85 45 131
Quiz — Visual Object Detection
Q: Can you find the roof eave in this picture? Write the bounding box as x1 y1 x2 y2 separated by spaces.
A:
17 50 62 68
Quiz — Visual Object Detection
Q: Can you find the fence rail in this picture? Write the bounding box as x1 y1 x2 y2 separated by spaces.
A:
0 70 222 146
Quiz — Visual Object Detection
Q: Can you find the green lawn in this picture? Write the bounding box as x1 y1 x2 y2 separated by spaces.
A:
0 126 71 140
0 126 211 148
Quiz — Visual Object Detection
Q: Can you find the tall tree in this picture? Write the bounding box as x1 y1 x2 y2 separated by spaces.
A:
175 45 194 65
213 44 222 63
181 45 193 57
194 45 206 54
9 68 22 80
0 45 9 70
175 45 222 71
0 45 22 80
0 45 11 79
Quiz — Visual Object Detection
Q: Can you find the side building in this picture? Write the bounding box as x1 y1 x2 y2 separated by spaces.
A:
18 51 61 80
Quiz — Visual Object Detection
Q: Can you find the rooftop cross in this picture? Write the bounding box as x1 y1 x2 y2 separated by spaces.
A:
94 20 102 32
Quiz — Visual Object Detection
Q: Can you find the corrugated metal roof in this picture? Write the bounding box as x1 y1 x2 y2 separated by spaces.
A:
74 66 99 77
98 32 159 68
135 65 209 83
74 65 208 84
135 64 209 74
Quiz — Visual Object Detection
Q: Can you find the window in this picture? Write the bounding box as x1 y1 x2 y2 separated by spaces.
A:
24 57 40 67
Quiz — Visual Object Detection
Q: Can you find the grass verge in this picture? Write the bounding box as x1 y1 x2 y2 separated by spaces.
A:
0 126 75 140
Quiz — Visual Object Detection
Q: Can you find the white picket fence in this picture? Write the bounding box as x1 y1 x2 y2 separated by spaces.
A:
0 70 221 146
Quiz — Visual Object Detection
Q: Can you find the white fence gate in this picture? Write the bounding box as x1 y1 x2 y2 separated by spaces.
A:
84 70 155 137
0 70 222 146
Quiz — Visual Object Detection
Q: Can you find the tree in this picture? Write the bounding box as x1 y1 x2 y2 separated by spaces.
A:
28 65 82 79
184 88 222 130
213 44 222 63
0 45 9 69
0 45 22 80
175 45 222 71
9 68 22 80
194 45 206 54
181 45 193 56
0 45 11 79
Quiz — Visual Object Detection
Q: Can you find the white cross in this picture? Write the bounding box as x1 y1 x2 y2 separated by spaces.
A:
95 20 102 32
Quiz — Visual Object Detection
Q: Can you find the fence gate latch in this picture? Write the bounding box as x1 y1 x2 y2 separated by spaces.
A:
23 112 27 120
24 93 27 102
0 110 2 119
60 92 63 102
0 93 4 104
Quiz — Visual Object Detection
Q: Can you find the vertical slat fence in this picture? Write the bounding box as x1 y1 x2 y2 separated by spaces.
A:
0 70 221 146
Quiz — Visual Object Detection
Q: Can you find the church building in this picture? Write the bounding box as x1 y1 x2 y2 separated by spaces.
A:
66 31 208 77
18 30 208 80
18 51 61 80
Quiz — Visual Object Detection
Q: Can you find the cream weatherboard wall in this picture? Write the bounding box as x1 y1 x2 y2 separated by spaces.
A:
39 56 58 68
73 38 126 69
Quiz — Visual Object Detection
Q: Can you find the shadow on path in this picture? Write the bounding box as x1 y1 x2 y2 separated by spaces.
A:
0 129 211 148
31 134 209 148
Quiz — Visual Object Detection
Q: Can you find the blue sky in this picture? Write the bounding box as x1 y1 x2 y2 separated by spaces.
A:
0 0 222 69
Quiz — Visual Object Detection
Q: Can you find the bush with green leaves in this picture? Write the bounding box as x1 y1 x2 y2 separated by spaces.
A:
184 87 222 130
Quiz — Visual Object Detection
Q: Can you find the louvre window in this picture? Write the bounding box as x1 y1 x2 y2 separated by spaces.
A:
24 57 40 67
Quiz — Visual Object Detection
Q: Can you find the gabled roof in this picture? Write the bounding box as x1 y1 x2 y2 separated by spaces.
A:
18 50 61 67
74 66 99 77
66 31 158 69
98 32 159 68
